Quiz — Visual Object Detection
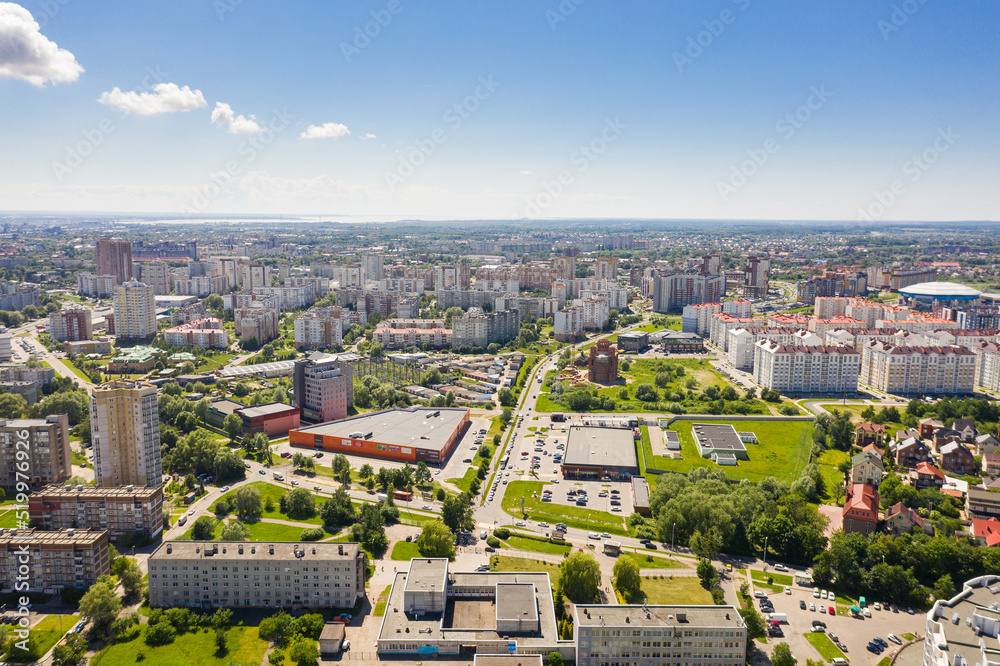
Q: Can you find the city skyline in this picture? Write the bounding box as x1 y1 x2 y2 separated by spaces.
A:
1 1 998 221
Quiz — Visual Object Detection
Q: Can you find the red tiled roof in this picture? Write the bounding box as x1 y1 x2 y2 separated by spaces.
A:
973 518 1000 547
856 421 886 433
843 483 879 518
916 462 946 480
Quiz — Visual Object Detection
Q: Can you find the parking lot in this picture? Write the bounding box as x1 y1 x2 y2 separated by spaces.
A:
753 580 926 664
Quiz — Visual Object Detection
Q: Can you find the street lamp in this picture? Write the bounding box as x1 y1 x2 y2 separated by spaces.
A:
671 523 676 551
763 536 768 568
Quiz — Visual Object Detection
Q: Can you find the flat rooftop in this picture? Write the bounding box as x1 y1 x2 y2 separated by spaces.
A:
238 402 298 418
35 483 162 500
496 583 538 623
692 423 748 452
150 541 360 561
562 426 638 470
0 528 106 547
632 477 650 508
574 604 745 628
475 656 543 666
293 407 468 452
404 557 449 592
930 579 1000 658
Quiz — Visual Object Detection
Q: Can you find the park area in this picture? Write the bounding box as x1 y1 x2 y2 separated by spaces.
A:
535 358 774 416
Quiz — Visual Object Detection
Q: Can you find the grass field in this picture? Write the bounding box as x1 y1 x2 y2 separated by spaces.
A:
814 448 850 500
374 601 387 616
0 509 19 528
751 569 794 587
212 481 325 526
640 575 713 605
90 625 267 666
502 480 627 535
503 533 572 555
28 614 79 659
490 556 561 575
390 540 421 561
805 631 847 661
618 551 684 570
640 419 815 484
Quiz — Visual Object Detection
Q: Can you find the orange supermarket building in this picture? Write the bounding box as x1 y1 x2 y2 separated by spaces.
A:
288 406 471 465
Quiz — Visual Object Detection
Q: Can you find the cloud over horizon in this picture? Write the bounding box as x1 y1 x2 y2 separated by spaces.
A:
97 82 206 116
211 101 263 134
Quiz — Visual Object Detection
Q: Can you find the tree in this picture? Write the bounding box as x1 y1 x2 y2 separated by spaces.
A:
548 653 564 666
690 529 722 561
214 446 246 482
559 552 601 603
223 413 243 442
220 522 251 541
119 558 145 599
280 487 316 520
696 558 718 589
31 389 89 425
233 485 263 519
352 502 388 554
289 639 320 666
498 388 515 407
319 487 355 527
191 516 216 540
0 393 28 419
332 453 350 476
51 634 86 666
634 383 658 402
417 520 456 559
933 573 956 600
771 642 797 666
613 556 642 602
415 461 432 485
145 621 177 646
441 492 475 531
79 577 121 634
258 612 295 645
738 606 766 641
215 626 229 652
359 463 374 484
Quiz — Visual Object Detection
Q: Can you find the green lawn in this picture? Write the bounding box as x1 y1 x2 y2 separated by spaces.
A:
240 520 317 541
374 601 387 616
502 533 572 555
751 569 794 587
805 631 847 661
390 540 421 561
490 556 561 575
537 358 769 415
641 419 815 484
0 509 20 529
618 551 684 570
27 614 79 660
640 575 714 605
90 625 268 666
502 480 627 535
211 481 326 526
814 448 850 501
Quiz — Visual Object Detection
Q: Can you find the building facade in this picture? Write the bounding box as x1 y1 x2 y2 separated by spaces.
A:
29 483 164 539
148 541 366 609
90 381 162 488
48 308 93 342
588 339 618 384
860 342 976 395
752 341 860 395
113 280 157 340
651 274 726 314
293 355 354 424
164 318 229 349
0 415 71 490
0 528 111 591
95 237 134 285
452 308 520 348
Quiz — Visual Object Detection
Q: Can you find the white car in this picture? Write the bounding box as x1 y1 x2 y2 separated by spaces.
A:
187 509 195 516
422 505 432 510
820 590 828 600
588 532 600 540
515 520 525 527
222 486 230 492
538 522 549 528
773 563 787 571
611 506 622 512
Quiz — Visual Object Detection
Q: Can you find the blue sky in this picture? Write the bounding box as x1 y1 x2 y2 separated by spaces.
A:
1 0 998 221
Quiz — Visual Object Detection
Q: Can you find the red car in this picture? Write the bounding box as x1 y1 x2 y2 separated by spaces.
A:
828 606 835 615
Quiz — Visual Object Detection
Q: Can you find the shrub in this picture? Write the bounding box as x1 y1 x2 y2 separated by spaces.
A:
486 536 501 548
493 527 511 539
300 527 325 541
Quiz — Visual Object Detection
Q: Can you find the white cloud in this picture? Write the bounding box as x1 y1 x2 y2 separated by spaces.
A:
519 170 533 175
211 102 262 134
97 83 206 116
300 122 351 140
0 3 83 86
361 133 377 141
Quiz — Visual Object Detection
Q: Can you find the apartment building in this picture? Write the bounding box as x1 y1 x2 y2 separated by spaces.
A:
923 575 1000 666
473 279 519 294
709 314 763 352
765 313 811 330
553 255 576 281
554 306 584 342
137 262 171 295
573 605 747 666
651 274 726 314
174 274 229 297
170 303 209 326
373 319 451 349
293 354 354 424
95 237 133 285
0 415 71 490
293 308 345 350
494 296 562 320
29 483 164 539
577 298 610 330
850 450 884 486
234 304 280 345
859 342 976 395
0 327 10 362
452 308 520 349
113 280 157 340
238 262 266 290
148 541 366 609
252 285 317 310
808 316 868 338
361 253 385 282
727 327 819 371
0 528 111 591
436 288 502 310
681 302 722 335
742 255 770 298
377 278 424 294
77 272 116 298
594 256 618 281
973 341 1000 392
47 308 93 342
752 341 860 395
842 483 880 535
434 263 471 291
90 381 162 488
164 318 229 349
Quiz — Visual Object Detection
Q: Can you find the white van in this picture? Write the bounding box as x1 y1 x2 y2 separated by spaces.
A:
480 530 488 540
273 472 284 481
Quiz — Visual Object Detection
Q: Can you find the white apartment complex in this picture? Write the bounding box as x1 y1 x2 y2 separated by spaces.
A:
148 541 366 609
860 342 976 395
138 262 171 295
727 327 821 371
163 318 229 349
113 280 157 340
554 306 584 341
752 340 860 395
374 319 451 349
77 272 117 298
974 341 1000 393
174 275 229 297
293 307 347 350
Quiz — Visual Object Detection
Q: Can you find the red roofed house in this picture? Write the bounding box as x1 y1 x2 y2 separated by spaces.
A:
855 421 886 448
910 461 946 491
885 502 933 536
843 483 880 535
972 517 1000 547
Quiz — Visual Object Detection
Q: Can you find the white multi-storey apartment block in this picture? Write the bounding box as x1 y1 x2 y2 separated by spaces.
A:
753 340 860 395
